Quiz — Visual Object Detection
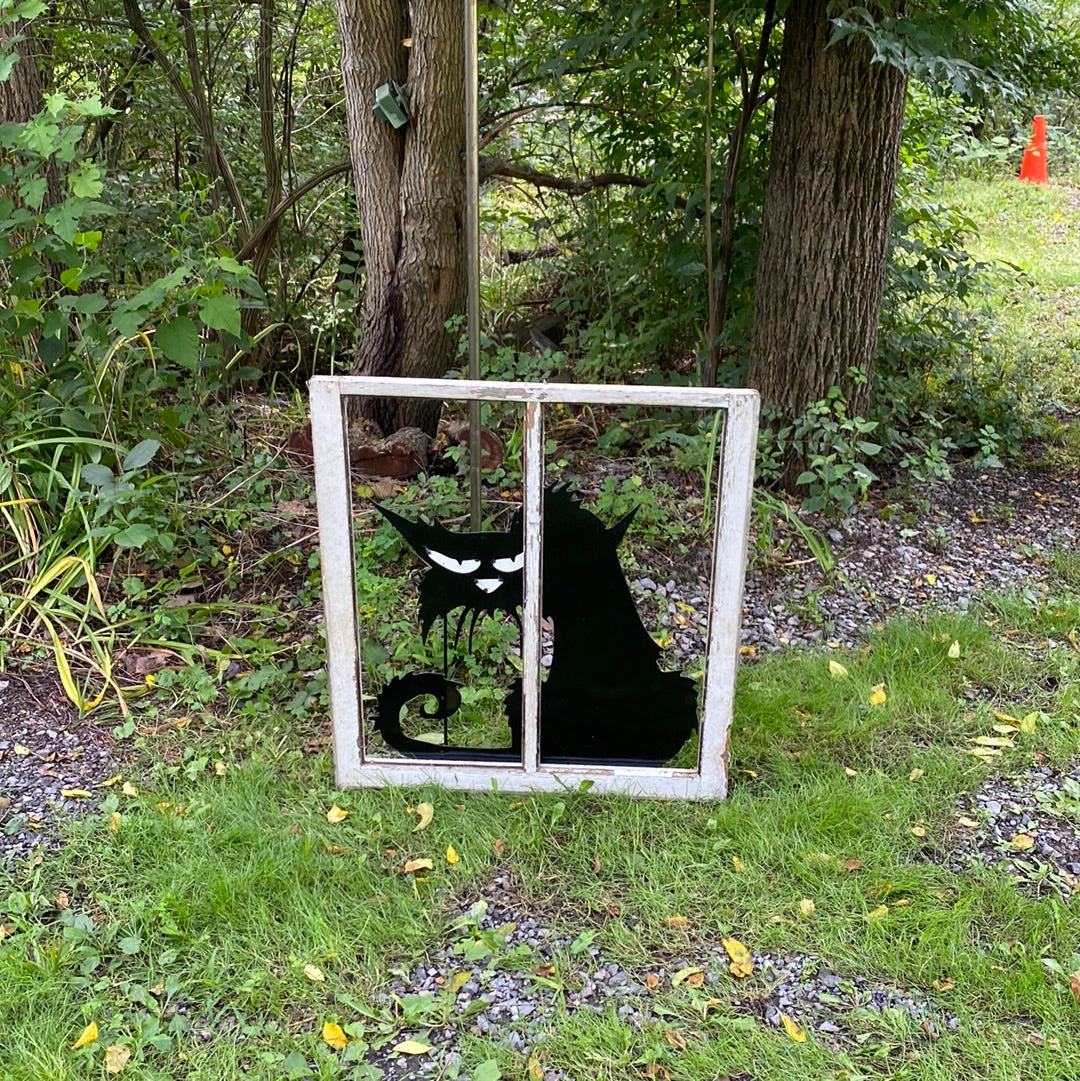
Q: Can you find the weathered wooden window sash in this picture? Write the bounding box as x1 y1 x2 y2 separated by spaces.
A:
310 376 759 799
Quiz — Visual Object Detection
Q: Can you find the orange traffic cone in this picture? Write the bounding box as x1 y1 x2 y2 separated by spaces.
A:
1018 115 1048 183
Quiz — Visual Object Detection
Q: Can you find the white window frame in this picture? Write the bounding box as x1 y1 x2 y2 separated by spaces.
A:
310 376 759 799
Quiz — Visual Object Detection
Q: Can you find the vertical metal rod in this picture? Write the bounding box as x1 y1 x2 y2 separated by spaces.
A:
520 400 544 772
465 0 482 529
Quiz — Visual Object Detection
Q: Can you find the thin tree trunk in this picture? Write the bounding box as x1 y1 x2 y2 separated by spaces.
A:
747 0 907 485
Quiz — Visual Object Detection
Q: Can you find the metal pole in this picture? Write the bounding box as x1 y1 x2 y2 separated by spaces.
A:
465 0 482 529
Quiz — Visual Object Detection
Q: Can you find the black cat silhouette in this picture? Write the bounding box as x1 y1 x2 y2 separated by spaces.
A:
371 488 698 765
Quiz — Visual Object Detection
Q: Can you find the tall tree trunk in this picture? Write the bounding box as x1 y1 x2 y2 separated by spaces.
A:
335 0 465 436
747 0 907 485
0 18 62 207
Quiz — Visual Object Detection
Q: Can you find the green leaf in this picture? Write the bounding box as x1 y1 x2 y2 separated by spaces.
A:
112 523 157 549
122 438 161 473
68 161 103 199
118 935 142 955
69 293 108 315
198 292 241 337
156 316 200 368
81 464 115 486
473 1062 501 1081
0 54 19 83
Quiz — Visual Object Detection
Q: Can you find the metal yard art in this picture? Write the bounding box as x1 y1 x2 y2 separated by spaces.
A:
310 376 759 799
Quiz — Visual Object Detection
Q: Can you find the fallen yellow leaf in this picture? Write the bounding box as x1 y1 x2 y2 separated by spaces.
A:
992 710 1019 725
303 964 325 982
664 915 690 929
105 1044 131 1074
448 971 471 993
98 775 122 788
107 812 122 833
947 640 961 659
865 905 888 921
909 768 924 781
13 744 30 755
799 898 815 917
973 735 1014 748
868 684 887 706
326 804 349 824
393 1040 432 1055
1009 833 1036 851
722 937 753 977
121 781 138 797
403 858 434 874
1020 712 1038 734
731 855 746 873
780 1013 807 1042
844 767 857 777
213 760 227 776
911 825 927 838
828 659 849 679
958 816 979 828
60 789 93 799
72 1021 99 1049
446 845 460 865
672 965 703 987
321 1021 347 1049
409 802 434 832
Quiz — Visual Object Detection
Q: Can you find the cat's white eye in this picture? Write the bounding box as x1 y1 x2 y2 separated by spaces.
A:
474 578 502 594
492 552 524 573
425 550 481 574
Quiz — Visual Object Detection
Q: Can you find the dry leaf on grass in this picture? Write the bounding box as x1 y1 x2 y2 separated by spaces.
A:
780 1013 808 1042
1069 970 1080 1002
664 915 690 929
671 966 703 987
868 684 887 706
326 804 349 824
105 1045 131 1074
322 1022 347 1049
403 858 434 874
71 1022 99 1049
722 937 753 977
303 964 325 982
393 1040 432 1055
409 802 434 832
446 845 460 865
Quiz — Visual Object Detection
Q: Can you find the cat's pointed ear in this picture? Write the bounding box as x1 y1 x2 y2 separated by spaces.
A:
607 507 637 548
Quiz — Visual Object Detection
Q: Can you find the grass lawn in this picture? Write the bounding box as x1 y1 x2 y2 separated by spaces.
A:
2 567 1079 1080
940 178 1080 412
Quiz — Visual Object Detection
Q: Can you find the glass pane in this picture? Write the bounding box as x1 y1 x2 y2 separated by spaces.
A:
539 403 724 768
351 395 526 763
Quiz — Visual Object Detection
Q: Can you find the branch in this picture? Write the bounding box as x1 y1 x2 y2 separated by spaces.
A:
479 155 649 195
235 158 352 262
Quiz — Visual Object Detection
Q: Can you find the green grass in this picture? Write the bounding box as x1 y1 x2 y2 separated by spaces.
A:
940 178 1080 412
2 562 1079 1079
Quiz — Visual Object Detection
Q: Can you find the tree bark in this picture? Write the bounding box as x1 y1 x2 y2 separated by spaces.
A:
335 0 465 437
0 18 62 207
747 0 907 480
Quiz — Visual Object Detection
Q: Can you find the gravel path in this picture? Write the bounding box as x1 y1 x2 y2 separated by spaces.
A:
0 673 116 867
367 881 959 1080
